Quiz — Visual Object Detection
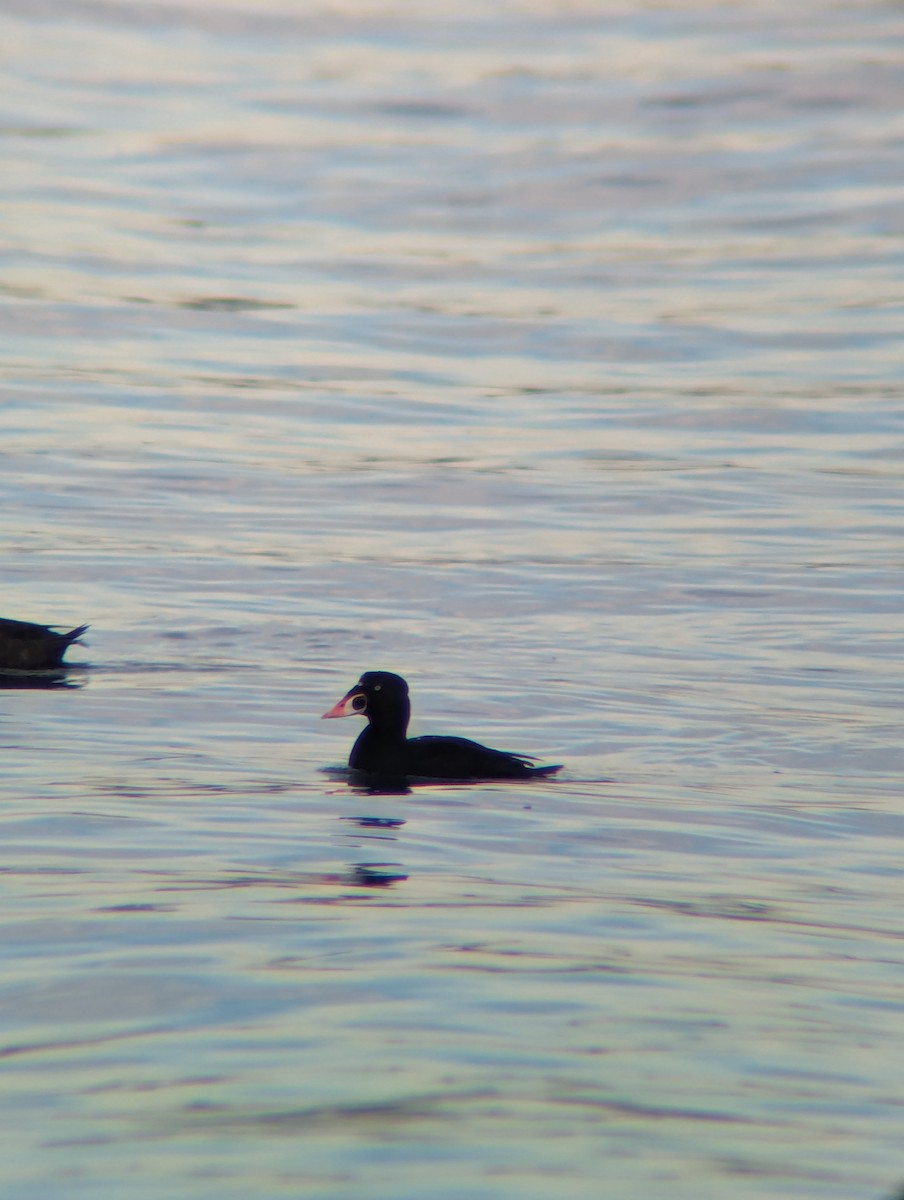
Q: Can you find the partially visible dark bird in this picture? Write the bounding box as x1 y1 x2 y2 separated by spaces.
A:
322 670 562 784
0 618 89 671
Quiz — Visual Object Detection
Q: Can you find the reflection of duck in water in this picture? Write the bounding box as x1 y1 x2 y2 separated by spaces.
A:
0 618 88 671
323 670 562 784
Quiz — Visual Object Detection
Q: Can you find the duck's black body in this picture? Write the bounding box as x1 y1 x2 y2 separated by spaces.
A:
0 618 88 671
323 671 561 785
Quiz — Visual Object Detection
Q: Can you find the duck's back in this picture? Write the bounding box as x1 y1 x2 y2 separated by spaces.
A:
0 619 88 671
405 735 561 781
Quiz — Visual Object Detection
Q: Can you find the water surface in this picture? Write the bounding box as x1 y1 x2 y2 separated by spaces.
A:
1 1 903 1197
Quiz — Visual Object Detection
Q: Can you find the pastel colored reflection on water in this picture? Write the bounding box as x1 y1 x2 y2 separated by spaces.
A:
2 1 904 1198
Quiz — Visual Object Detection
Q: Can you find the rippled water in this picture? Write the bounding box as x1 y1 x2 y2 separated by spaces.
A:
2 1 903 1197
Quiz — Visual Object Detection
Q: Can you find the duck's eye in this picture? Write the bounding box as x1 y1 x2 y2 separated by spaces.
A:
373 684 382 692
352 694 367 712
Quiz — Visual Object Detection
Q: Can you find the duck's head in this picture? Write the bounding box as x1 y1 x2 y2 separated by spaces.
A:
322 671 411 732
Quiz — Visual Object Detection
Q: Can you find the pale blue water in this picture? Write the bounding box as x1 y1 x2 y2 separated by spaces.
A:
1 1 903 1197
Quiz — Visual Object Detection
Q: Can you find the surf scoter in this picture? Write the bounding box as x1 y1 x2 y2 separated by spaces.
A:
0 618 88 671
322 670 562 783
